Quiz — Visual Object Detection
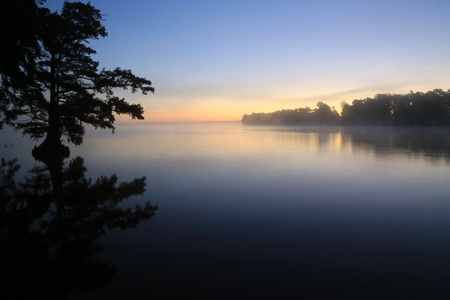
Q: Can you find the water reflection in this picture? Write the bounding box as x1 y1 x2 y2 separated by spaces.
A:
1 123 450 299
0 154 157 300
243 125 450 161
341 126 450 162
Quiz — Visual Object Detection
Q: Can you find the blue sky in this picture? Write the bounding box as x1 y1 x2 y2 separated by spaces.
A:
45 0 450 121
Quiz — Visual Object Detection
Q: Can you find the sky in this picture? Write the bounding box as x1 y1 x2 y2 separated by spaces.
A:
45 0 450 121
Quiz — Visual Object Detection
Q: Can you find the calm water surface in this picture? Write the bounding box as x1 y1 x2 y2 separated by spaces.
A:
1 122 450 299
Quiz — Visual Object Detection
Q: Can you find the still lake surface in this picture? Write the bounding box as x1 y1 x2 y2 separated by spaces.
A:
1 121 450 299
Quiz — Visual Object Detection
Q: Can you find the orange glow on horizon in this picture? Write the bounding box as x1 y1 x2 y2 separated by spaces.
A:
143 108 243 122
138 99 344 122
117 85 448 122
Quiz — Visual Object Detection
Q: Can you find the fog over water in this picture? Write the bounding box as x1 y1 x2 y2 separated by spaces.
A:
1 122 450 299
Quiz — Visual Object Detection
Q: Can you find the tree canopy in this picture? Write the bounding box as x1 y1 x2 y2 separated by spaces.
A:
242 102 340 125
242 89 450 127
0 0 154 150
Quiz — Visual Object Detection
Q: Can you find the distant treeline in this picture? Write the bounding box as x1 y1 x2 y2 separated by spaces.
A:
242 89 450 126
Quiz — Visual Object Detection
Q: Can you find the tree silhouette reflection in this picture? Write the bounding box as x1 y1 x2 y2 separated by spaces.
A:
0 154 157 300
340 127 450 161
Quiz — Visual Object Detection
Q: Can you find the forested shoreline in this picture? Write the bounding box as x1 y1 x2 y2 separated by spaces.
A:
242 89 450 126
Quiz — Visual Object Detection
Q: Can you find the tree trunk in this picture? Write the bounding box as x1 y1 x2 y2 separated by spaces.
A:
32 52 70 163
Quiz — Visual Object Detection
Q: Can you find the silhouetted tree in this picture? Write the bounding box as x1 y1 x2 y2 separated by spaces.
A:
243 89 450 127
0 1 154 160
0 0 45 101
314 102 340 125
242 102 339 125
341 99 370 125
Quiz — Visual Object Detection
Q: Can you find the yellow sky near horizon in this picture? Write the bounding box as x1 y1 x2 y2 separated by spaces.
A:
129 81 449 122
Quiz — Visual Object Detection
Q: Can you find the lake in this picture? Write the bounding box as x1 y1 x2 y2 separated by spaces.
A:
1 122 450 299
